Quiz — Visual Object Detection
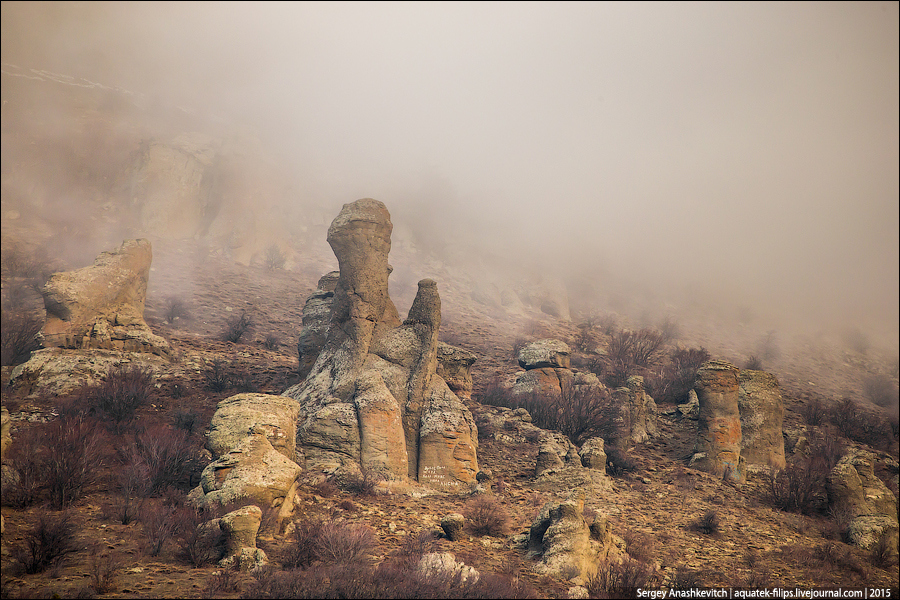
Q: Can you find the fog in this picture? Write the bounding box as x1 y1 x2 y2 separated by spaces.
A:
2 1 898 346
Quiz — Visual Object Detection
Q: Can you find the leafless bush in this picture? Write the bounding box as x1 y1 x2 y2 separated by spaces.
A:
397 529 438 560
263 244 286 270
88 551 122 594
768 455 832 515
862 373 899 408
172 408 200 435
595 328 668 388
222 310 253 343
140 501 177 557
643 346 710 405
1 426 44 508
870 531 898 569
343 468 384 497
13 511 80 574
802 396 827 426
124 424 203 495
605 445 637 476
174 505 226 567
669 567 704 589
597 313 619 335
311 478 338 498
163 297 190 324
204 358 232 392
203 567 243 598
659 315 681 342
689 510 720 535
281 519 325 569
43 417 104 510
744 354 764 370
586 557 660 599
1 308 43 366
84 364 155 430
829 397 894 449
623 530 655 563
313 521 379 565
231 368 260 393
463 495 510 537
263 333 280 350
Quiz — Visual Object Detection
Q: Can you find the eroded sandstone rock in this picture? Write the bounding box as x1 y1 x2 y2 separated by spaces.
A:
738 370 786 469
297 271 340 379
40 239 170 356
827 450 899 552
207 393 302 462
517 339 571 370
284 199 478 491
690 360 744 482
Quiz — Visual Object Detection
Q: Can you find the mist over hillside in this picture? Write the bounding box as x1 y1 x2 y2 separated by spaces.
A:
2 1 898 351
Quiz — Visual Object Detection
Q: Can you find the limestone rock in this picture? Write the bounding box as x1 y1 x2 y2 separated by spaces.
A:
690 360 744 482
199 433 302 511
619 376 657 445
579 438 607 471
297 271 340 378
436 342 477 399
677 389 700 419
517 339 571 370
528 491 623 581
218 505 268 571
441 513 466 541
417 552 479 585
207 393 302 462
284 199 478 490
0 407 10 461
40 239 170 356
738 370 786 469
827 450 899 551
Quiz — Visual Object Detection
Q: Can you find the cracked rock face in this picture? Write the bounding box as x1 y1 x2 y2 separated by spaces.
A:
690 360 744 482
738 370 786 469
284 199 478 491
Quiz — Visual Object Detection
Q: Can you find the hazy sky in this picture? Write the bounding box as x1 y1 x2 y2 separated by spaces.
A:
3 1 898 340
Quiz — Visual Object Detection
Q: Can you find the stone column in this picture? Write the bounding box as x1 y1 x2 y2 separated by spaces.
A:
738 370 786 469
691 360 744 482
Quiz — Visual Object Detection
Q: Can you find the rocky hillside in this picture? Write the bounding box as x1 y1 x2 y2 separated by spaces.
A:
1 64 898 599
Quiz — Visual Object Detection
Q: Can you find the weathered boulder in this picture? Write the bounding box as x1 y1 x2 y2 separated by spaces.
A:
618 376 657 445
9 348 167 398
218 505 269 571
417 552 480 585
436 342 477 400
0 407 11 461
690 360 744 482
528 491 624 582
827 450 899 552
284 199 478 491
578 437 607 471
40 239 170 356
440 513 466 541
517 339 571 370
207 394 303 462
296 271 340 379
677 389 700 419
197 432 302 513
738 370 786 469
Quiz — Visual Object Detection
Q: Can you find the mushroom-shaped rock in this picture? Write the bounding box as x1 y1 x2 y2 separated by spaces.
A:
517 339 571 370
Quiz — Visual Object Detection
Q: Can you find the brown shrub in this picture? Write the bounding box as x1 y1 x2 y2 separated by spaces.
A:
281 519 324 569
12 511 80 574
463 495 510 537
689 510 720 535
0 308 42 366
88 550 122 594
122 424 204 495
85 364 155 430
222 310 253 343
586 557 660 599
313 521 379 565
644 347 710 405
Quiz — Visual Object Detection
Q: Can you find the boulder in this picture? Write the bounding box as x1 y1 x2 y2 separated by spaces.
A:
436 342 477 400
827 450 899 552
579 438 607 471
677 389 700 419
417 552 479 585
40 239 170 356
738 370 786 469
207 394 303 462
528 491 623 582
0 407 11 461
284 199 478 491
440 513 466 541
217 505 269 570
198 432 302 512
296 271 340 379
690 360 744 482
620 376 657 445
517 339 571 370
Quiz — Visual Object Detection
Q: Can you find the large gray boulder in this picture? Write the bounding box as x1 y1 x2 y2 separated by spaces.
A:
738 370 786 469
517 339 571 370
827 450 898 553
284 199 478 491
296 271 340 379
207 393 303 462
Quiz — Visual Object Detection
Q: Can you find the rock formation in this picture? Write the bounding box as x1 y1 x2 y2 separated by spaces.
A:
738 370 786 469
40 239 170 356
435 342 477 400
218 505 269 570
690 360 744 482
207 393 302 463
296 271 340 379
284 199 478 491
517 339 571 370
0 407 10 461
827 450 899 553
528 491 624 582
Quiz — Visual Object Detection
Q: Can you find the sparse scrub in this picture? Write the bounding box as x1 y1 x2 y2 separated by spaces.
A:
0 308 43 366
172 408 200 435
13 512 80 574
768 454 832 515
463 494 510 537
596 327 668 388
870 531 898 569
203 567 243 598
204 358 232 392
140 501 177 557
644 346 710 405
744 354 764 370
88 551 122 594
605 445 637 476
314 521 379 565
586 557 660 599
281 519 325 569
669 567 704 589
263 333 279 350
311 477 338 498
123 424 203 495
689 510 720 535
623 530 655 563
163 296 190 324
231 368 259 393
43 417 104 509
222 310 253 343
343 468 384 497
86 364 155 430
174 505 226 567
802 396 827 426
263 244 286 270
829 397 894 449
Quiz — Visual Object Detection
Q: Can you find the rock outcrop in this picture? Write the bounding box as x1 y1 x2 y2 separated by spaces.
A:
517 339 571 370
435 342 477 400
611 376 658 446
218 505 269 570
0 407 11 461
207 393 302 463
827 450 899 553
284 199 478 491
738 370 786 469
690 360 744 482
296 271 340 379
528 491 624 582
39 239 170 356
